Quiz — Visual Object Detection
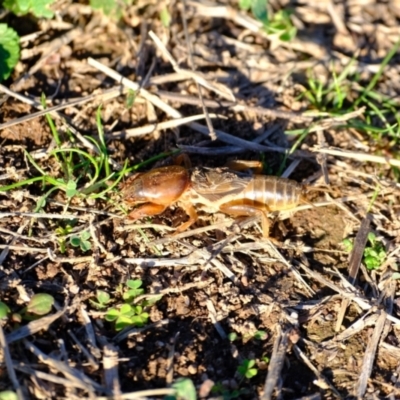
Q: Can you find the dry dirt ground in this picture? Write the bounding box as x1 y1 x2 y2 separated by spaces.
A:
1 1 400 399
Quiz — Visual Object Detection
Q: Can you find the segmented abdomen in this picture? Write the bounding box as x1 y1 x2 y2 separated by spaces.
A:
242 176 303 211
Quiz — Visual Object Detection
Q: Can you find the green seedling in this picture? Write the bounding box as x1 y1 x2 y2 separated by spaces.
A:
55 221 76 253
0 391 18 400
70 230 92 252
343 232 387 270
0 301 10 320
363 233 387 270
160 7 172 28
237 359 258 379
228 332 238 342
3 0 55 18
105 304 149 331
211 382 242 400
7 293 54 324
122 279 145 301
94 280 161 331
89 290 111 310
239 0 296 41
165 378 197 400
0 24 20 82
228 330 268 343
295 38 400 171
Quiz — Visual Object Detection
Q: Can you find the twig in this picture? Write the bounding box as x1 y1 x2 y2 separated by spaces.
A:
335 215 371 332
293 344 342 399
0 325 25 399
355 311 387 398
6 307 68 344
103 343 121 398
166 331 180 386
107 113 222 139
261 326 289 400
313 147 400 168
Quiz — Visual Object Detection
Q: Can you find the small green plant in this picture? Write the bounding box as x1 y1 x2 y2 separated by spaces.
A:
0 301 11 320
228 330 268 342
0 391 18 400
90 0 134 20
55 221 76 253
165 378 196 400
239 0 296 41
363 233 387 270
343 232 387 270
228 332 238 342
105 303 149 331
211 382 242 399
0 105 128 225
94 280 161 331
3 0 56 18
0 24 20 82
4 293 55 324
70 230 92 252
89 290 111 310
297 38 400 171
237 359 258 379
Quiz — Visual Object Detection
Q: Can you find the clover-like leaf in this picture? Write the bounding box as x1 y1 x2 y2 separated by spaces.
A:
0 301 10 319
0 24 20 82
27 293 54 315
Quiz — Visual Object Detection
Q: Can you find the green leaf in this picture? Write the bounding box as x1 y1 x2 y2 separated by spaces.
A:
365 256 379 270
142 295 163 307
120 304 133 315
251 0 268 25
96 290 110 305
105 308 119 321
133 305 142 315
125 89 137 108
65 180 78 198
279 26 297 42
115 315 135 331
81 230 91 241
27 293 54 315
0 301 10 319
245 368 258 379
0 391 18 400
80 240 91 252
238 0 252 11
342 238 353 252
0 24 20 82
70 236 81 247
253 330 268 340
172 378 197 400
3 0 55 18
367 232 377 244
391 272 400 280
238 359 258 379
160 7 171 28
126 279 143 289
228 332 238 342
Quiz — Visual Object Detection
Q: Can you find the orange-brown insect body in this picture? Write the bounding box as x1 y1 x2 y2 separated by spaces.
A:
121 162 314 237
123 166 189 205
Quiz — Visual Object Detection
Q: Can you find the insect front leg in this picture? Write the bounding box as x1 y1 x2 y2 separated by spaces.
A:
219 202 271 238
225 160 264 173
127 203 168 221
171 201 198 235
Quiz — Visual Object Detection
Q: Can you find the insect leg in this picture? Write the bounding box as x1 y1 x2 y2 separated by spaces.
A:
225 160 263 173
172 201 198 234
219 202 271 238
127 203 167 220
